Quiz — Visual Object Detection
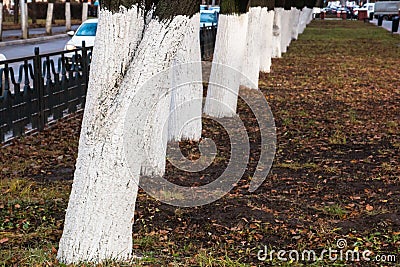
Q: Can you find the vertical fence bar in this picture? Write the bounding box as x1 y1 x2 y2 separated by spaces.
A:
33 47 45 131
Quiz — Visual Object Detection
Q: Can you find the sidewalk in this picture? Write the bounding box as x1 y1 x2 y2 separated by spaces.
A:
1 25 79 40
369 18 400 34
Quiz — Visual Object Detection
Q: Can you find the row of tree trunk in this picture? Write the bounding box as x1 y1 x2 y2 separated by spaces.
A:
0 0 88 41
57 0 316 264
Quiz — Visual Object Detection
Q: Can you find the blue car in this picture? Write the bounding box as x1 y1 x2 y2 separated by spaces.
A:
200 10 219 27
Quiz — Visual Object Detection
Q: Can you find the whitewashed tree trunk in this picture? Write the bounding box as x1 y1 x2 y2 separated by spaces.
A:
204 13 248 118
298 8 308 34
307 8 313 24
66 1 71 31
291 8 301 40
259 9 274 73
82 2 88 22
20 0 28 39
280 9 291 54
57 7 145 263
45 3 53 35
168 13 203 142
241 6 262 89
271 8 283 58
0 3 3 41
57 5 194 264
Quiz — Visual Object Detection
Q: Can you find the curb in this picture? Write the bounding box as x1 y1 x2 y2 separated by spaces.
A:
0 34 69 48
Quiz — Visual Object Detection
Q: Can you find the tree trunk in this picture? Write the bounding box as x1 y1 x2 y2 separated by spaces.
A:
280 9 290 54
13 0 18 24
45 3 53 35
241 6 262 89
31 0 37 24
82 2 88 22
203 0 250 117
20 0 28 39
271 7 283 58
65 0 71 31
168 13 203 142
203 13 248 117
58 0 200 264
0 2 3 42
291 7 301 40
259 8 274 73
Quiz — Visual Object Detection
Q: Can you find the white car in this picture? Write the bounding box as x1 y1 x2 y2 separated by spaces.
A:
64 19 98 52
354 3 374 18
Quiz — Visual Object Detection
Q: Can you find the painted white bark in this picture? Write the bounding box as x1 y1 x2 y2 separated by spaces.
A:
291 8 301 40
203 13 248 118
259 9 274 73
82 2 88 22
241 7 262 89
46 3 54 35
298 8 308 34
66 2 71 31
58 7 145 264
307 8 313 24
20 0 28 39
0 3 3 41
168 13 203 142
280 9 291 54
271 8 283 58
58 5 194 263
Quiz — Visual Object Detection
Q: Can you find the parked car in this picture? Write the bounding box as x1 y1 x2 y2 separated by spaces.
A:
200 10 219 28
322 7 338 14
64 19 98 57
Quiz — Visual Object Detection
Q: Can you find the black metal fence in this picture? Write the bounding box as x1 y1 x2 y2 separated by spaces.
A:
0 44 93 143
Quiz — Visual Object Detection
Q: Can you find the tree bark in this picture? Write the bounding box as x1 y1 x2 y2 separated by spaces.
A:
241 6 262 89
66 0 71 31
280 9 291 54
82 1 88 22
0 2 3 42
259 8 274 73
20 0 28 39
31 0 37 24
168 13 203 142
271 7 283 58
13 0 18 24
45 3 53 35
203 13 249 117
58 0 200 264
290 7 300 40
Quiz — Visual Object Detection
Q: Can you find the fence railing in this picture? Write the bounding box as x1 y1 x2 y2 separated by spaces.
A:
0 43 93 143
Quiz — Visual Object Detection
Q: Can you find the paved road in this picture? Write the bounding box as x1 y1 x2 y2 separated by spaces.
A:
1 25 79 39
0 37 71 60
0 37 74 87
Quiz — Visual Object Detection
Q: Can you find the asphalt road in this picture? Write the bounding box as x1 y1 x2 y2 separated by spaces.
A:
0 36 71 60
1 25 79 39
0 36 74 89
